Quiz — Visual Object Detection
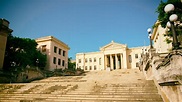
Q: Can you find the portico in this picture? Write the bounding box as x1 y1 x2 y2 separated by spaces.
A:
104 53 123 70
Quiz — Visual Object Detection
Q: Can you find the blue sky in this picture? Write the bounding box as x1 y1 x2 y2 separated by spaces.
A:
0 0 163 59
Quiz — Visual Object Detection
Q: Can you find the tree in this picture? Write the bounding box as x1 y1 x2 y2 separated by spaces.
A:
34 51 47 70
3 34 46 70
156 0 182 44
68 57 76 71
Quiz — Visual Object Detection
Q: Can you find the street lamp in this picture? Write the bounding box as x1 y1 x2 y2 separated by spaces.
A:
36 59 39 68
164 4 180 50
147 28 153 49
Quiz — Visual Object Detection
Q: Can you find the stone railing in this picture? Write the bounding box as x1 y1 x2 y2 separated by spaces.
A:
140 49 182 102
154 50 182 86
139 48 157 80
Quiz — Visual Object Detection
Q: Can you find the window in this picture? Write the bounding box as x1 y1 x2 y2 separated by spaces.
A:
85 58 87 63
129 55 132 63
94 65 97 70
59 48 61 55
53 57 56 64
136 62 139 67
79 59 81 63
54 46 57 53
89 66 92 70
58 59 61 65
85 66 87 70
94 58 96 62
135 54 138 59
89 58 92 62
42 45 46 52
63 50 66 56
62 60 65 66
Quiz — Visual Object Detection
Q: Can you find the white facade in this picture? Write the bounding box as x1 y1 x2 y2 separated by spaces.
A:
151 21 172 53
36 36 70 71
76 41 149 71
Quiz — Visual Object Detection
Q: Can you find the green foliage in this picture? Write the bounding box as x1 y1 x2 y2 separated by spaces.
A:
68 57 76 71
3 34 46 70
52 68 84 76
156 0 182 44
34 51 47 70
156 0 182 28
165 38 173 44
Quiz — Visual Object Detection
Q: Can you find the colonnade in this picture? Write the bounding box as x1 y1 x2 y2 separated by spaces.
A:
104 53 125 70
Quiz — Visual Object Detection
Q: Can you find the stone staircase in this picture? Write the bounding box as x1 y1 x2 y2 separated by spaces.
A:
0 69 163 102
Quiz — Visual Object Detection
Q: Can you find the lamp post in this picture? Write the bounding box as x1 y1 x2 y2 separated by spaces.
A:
147 28 153 49
36 59 39 69
164 4 180 50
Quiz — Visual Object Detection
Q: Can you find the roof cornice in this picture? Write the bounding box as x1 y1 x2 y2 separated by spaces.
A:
36 36 70 50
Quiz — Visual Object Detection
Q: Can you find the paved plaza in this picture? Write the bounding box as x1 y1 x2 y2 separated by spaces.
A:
0 69 163 102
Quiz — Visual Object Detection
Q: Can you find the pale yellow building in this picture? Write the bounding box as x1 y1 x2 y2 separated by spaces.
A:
76 41 149 71
36 36 70 71
151 21 172 53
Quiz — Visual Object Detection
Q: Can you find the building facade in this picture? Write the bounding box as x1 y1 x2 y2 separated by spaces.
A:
151 21 172 53
76 41 149 71
36 36 70 71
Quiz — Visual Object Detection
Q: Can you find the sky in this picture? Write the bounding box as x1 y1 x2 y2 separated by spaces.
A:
0 0 164 59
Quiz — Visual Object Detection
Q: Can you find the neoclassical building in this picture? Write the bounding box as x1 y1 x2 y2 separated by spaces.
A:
36 36 70 71
76 41 149 71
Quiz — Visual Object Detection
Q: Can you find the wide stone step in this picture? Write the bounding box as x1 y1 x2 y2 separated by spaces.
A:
0 94 162 102
0 85 158 94
0 98 164 102
0 93 163 100
0 70 163 102
77 87 158 90
1 89 158 94
0 93 161 97
68 90 158 93
68 92 159 95
97 83 155 86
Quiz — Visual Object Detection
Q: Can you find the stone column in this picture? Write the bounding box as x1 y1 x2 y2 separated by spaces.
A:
104 55 107 70
110 54 113 70
120 53 123 69
0 19 13 69
115 54 118 69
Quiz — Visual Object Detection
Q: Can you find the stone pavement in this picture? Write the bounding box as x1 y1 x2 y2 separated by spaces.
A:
0 69 163 102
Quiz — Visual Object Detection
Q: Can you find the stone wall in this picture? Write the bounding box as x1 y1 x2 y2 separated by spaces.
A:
16 68 44 82
140 49 182 102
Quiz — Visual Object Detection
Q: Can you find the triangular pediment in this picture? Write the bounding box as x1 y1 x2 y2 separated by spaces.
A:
100 41 127 51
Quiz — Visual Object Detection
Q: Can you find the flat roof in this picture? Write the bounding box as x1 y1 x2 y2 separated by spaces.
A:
36 36 70 50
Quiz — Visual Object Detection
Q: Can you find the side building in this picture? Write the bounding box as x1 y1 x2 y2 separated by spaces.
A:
76 41 149 71
36 36 70 71
151 21 172 53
